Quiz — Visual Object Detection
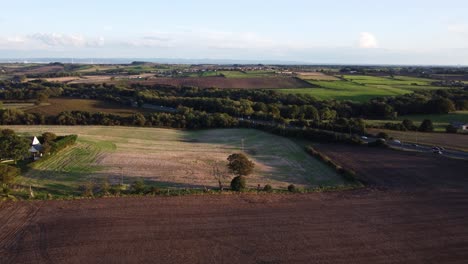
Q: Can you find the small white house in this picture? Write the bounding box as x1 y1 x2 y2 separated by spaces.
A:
29 136 43 160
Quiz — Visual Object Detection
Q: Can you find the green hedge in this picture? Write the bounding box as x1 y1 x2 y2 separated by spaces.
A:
50 135 78 153
305 146 362 185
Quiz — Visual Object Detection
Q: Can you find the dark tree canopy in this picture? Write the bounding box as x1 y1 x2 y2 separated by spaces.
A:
227 153 255 177
0 164 19 185
0 129 30 161
419 119 434 132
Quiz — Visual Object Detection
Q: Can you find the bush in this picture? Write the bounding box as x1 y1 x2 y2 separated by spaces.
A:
80 182 94 197
131 179 146 194
446 124 458 134
263 184 273 192
418 119 434 132
230 176 246 191
287 184 297 193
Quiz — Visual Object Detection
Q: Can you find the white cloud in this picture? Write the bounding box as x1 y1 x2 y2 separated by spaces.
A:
28 33 105 47
0 33 105 49
359 32 378 49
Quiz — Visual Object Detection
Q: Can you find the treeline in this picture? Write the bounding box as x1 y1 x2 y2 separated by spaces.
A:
1 80 467 134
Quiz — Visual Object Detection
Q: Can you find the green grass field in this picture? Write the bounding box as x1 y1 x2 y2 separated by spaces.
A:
278 75 445 102
7 126 348 197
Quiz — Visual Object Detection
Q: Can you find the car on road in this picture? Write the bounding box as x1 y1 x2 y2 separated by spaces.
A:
412 144 419 147
393 139 401 144
361 136 368 140
433 150 443 155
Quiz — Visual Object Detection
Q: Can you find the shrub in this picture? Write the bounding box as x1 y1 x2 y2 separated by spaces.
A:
376 132 389 140
287 184 297 193
263 184 273 192
418 119 434 132
148 186 161 195
131 179 146 194
80 182 94 197
446 125 458 133
230 176 246 191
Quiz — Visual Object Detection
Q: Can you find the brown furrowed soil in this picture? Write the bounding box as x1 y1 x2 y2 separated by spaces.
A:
1 144 468 263
25 98 150 116
129 76 312 89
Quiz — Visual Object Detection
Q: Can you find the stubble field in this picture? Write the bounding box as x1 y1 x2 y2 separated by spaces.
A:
7 126 344 196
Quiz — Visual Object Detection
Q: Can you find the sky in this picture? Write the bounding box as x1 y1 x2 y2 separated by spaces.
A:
0 0 468 65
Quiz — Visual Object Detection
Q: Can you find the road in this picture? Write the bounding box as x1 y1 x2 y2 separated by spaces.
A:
364 137 468 160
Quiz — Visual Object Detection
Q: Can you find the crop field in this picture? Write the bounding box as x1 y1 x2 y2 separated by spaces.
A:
278 75 445 102
137 76 312 89
21 98 149 116
367 128 468 151
185 70 277 78
2 143 468 263
6 126 345 197
296 72 340 81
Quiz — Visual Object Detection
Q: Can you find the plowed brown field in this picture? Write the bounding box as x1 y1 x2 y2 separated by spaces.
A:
1 144 468 263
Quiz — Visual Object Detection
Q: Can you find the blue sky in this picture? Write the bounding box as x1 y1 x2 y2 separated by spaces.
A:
1 0 468 64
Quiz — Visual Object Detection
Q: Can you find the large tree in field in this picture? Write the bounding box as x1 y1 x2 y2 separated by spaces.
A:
227 153 255 177
227 153 255 191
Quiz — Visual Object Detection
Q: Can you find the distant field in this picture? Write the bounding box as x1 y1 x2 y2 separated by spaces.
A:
279 75 445 102
367 128 468 151
137 76 311 89
7 126 346 197
185 70 277 78
21 98 149 116
296 72 340 81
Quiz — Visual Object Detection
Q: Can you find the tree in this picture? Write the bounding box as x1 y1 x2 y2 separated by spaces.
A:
230 176 246 191
227 153 255 177
402 119 415 130
212 161 228 190
42 132 57 143
0 130 30 161
426 98 456 114
0 164 19 186
419 119 434 132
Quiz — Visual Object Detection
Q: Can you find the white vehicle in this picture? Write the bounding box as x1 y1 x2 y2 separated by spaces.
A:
361 136 368 140
393 139 401 144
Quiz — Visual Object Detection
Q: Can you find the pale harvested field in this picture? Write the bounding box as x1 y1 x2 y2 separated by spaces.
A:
296 72 340 81
6 126 344 195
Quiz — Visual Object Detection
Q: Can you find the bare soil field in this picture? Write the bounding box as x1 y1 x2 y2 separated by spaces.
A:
1 186 468 263
368 128 468 152
126 77 312 89
25 98 149 116
2 137 468 263
314 143 468 191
